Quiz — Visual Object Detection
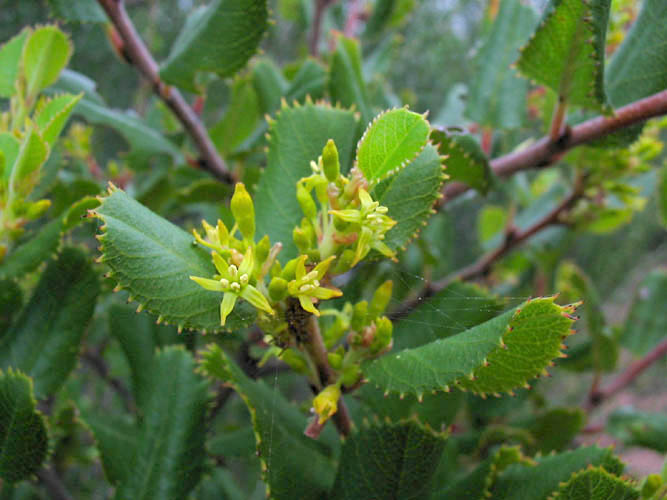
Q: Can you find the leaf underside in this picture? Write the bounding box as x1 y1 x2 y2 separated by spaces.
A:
431 129 492 194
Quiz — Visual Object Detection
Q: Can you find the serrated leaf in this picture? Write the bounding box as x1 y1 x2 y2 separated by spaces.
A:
108 303 179 409
46 0 106 23
160 0 268 93
528 407 586 453
200 344 337 500
210 78 260 156
285 59 327 104
431 129 492 194
491 446 624 500
0 279 22 332
114 347 208 500
329 36 373 126
7 128 48 199
364 297 576 397
608 407 667 453
620 270 667 356
330 420 446 500
94 186 255 333
465 0 537 128
601 0 667 146
33 93 82 148
516 0 611 112
0 247 99 397
52 69 105 105
371 143 445 253
254 102 359 262
550 467 638 500
22 26 72 101
0 133 20 182
0 370 48 483
0 29 28 98
391 281 503 351
252 58 288 115
356 108 430 183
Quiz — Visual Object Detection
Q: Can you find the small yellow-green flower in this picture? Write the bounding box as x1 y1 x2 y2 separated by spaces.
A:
312 384 341 424
190 247 274 326
192 219 229 254
287 255 342 315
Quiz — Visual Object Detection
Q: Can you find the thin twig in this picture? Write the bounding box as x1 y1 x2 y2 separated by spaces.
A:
441 89 667 204
96 0 236 184
586 339 667 410
391 182 584 320
36 468 74 500
309 0 336 56
81 348 135 413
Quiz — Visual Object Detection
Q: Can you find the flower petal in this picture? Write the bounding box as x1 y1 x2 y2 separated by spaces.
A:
329 209 361 224
310 286 342 300
220 292 238 326
190 276 225 292
295 254 308 281
238 246 254 277
312 255 336 279
212 252 229 275
298 294 319 316
240 284 274 315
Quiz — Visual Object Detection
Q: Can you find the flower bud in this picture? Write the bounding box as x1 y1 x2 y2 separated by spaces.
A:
25 199 51 219
351 300 368 331
332 249 355 275
640 474 662 498
371 316 393 354
281 257 299 281
341 364 361 388
293 227 311 254
268 276 288 301
369 280 393 318
327 352 343 370
280 349 310 375
230 183 255 241
313 384 341 424
297 183 317 219
322 139 340 182
324 315 349 349
256 235 271 264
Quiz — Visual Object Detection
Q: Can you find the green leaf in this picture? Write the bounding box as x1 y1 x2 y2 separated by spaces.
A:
465 0 537 128
491 446 624 500
391 281 503 351
620 270 667 356
160 0 269 93
363 0 416 40
364 297 576 398
108 303 179 409
33 93 82 148
608 407 667 453
0 247 99 397
516 0 611 112
356 108 430 183
0 29 28 98
200 344 337 500
252 58 288 115
0 133 20 182
330 420 446 500
7 128 48 199
81 411 138 484
94 186 255 332
210 78 260 156
285 59 327 104
431 129 492 194
22 26 72 101
329 36 373 126
114 347 209 500
0 370 48 483
46 0 106 23
255 101 359 261
552 467 639 500
0 279 22 332
528 407 586 453
478 205 507 247
659 165 667 228
53 69 105 105
372 143 446 253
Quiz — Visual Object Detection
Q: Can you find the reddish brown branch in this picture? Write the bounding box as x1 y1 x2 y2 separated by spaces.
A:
97 0 236 184
82 348 135 413
391 182 584 320
587 339 667 410
442 89 667 203
309 0 336 57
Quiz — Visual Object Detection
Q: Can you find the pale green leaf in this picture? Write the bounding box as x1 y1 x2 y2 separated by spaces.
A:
550 467 638 500
356 108 430 183
0 247 99 398
478 205 507 247
0 218 62 280
465 0 537 128
46 0 106 23
329 36 373 125
255 102 359 261
620 270 667 356
0 29 28 98
22 26 72 101
33 93 82 148
0 370 48 483
608 407 667 453
330 420 446 500
160 0 268 93
94 186 255 333
0 133 20 182
210 78 260 156
431 129 492 194
114 347 209 500
516 0 611 112
200 344 337 500
364 297 576 397
372 143 445 253
7 128 48 199
52 69 105 105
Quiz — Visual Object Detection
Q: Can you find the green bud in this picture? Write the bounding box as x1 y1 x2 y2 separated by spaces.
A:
371 316 393 353
640 474 662 498
296 183 317 219
280 349 309 375
268 277 288 301
256 235 271 264
25 199 51 219
324 316 349 349
332 249 355 275
230 183 255 241
322 139 340 182
341 364 361 388
351 300 368 331
281 257 299 281
270 259 282 278
369 280 393 318
293 227 311 253
327 352 343 370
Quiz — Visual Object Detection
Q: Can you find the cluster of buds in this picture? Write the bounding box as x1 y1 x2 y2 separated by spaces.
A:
294 139 397 273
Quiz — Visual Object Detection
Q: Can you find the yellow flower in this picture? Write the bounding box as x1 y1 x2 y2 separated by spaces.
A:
287 255 342 315
313 384 341 425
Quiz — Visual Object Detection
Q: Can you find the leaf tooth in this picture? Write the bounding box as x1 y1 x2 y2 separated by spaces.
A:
136 304 144 313
112 284 122 293
156 315 164 324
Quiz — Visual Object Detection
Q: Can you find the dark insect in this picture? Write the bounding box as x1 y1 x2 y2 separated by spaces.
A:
285 297 311 344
